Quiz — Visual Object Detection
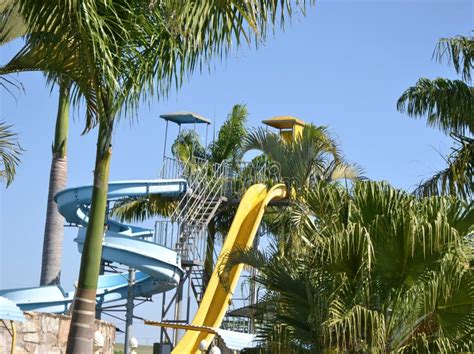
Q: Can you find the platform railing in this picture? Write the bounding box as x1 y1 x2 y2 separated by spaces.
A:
159 156 185 180
170 158 211 223
225 160 281 199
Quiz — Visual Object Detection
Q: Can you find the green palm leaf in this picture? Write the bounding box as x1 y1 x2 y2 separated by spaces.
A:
112 195 177 222
209 104 248 166
414 135 473 198
224 181 474 352
397 78 474 136
0 122 22 187
436 35 474 82
398 35 474 199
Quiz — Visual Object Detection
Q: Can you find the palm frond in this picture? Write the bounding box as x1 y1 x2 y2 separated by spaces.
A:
414 135 473 199
0 0 27 44
171 129 207 162
235 180 473 351
436 35 474 82
0 122 23 187
208 104 248 166
397 77 474 136
243 125 349 188
323 160 364 182
111 195 176 222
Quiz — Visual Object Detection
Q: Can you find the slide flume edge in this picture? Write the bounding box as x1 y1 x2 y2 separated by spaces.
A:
172 183 287 354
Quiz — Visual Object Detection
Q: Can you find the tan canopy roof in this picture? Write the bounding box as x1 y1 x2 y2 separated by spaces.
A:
262 116 306 129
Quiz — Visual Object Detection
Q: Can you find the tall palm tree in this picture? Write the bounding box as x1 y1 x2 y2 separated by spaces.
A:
1 1 72 286
222 181 474 353
38 79 71 286
6 2 311 351
0 121 22 186
397 35 474 199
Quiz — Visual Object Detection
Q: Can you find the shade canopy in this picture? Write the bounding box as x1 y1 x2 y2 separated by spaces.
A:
262 116 306 130
159 111 211 125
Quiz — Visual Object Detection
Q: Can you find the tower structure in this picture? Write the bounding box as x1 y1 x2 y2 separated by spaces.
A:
262 115 306 141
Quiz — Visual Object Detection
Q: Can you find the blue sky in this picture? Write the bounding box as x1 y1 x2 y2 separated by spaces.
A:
0 0 471 344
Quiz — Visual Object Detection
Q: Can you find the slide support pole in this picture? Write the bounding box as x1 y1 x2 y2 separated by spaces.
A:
124 268 135 354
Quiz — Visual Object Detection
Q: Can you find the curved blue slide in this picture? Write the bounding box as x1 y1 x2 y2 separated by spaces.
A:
0 179 186 314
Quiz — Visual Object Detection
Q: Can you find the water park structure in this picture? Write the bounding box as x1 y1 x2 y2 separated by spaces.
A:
0 113 304 353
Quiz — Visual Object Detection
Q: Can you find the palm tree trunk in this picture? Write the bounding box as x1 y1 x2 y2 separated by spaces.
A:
66 117 113 353
203 230 216 290
40 80 70 286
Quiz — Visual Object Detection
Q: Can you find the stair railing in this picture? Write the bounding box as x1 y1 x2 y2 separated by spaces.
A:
171 158 229 262
184 161 227 226
170 159 208 223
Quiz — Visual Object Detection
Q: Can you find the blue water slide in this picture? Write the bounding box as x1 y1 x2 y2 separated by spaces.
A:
0 179 187 313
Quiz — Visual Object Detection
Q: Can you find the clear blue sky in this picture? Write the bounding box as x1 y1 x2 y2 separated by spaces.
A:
0 0 471 344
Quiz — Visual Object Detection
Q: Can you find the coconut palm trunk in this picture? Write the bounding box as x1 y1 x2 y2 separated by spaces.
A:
66 117 113 353
40 80 70 285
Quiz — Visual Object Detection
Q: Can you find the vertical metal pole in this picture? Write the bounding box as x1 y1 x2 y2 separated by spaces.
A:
173 279 183 345
124 268 135 354
192 120 197 160
160 291 167 345
163 120 169 164
97 207 110 320
249 231 261 333
186 267 192 325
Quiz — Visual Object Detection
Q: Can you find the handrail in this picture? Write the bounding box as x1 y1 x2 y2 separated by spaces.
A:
155 155 281 264
170 158 210 222
185 161 226 225
174 160 228 260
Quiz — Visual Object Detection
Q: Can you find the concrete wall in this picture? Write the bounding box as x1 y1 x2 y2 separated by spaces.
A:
0 311 115 353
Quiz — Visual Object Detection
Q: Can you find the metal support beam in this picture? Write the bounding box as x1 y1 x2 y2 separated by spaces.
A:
163 120 169 163
173 276 184 345
124 268 135 354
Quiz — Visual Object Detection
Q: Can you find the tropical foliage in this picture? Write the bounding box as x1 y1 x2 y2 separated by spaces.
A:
397 35 474 199
224 181 474 353
242 124 362 256
243 124 362 190
2 1 311 350
0 121 22 186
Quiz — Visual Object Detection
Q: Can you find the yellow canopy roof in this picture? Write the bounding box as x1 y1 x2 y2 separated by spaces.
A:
262 116 306 129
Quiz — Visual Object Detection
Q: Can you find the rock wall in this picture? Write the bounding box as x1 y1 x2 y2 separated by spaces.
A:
0 311 115 353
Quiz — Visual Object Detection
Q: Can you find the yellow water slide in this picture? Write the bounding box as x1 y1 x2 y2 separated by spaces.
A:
172 183 287 353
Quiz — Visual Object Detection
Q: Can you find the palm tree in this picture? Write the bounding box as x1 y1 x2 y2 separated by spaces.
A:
0 121 22 186
6 2 310 350
242 124 362 256
38 79 71 286
1 1 72 286
397 35 474 199
222 181 474 353
243 124 361 190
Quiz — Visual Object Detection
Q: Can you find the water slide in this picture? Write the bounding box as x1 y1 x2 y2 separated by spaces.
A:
171 183 287 354
0 179 186 313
